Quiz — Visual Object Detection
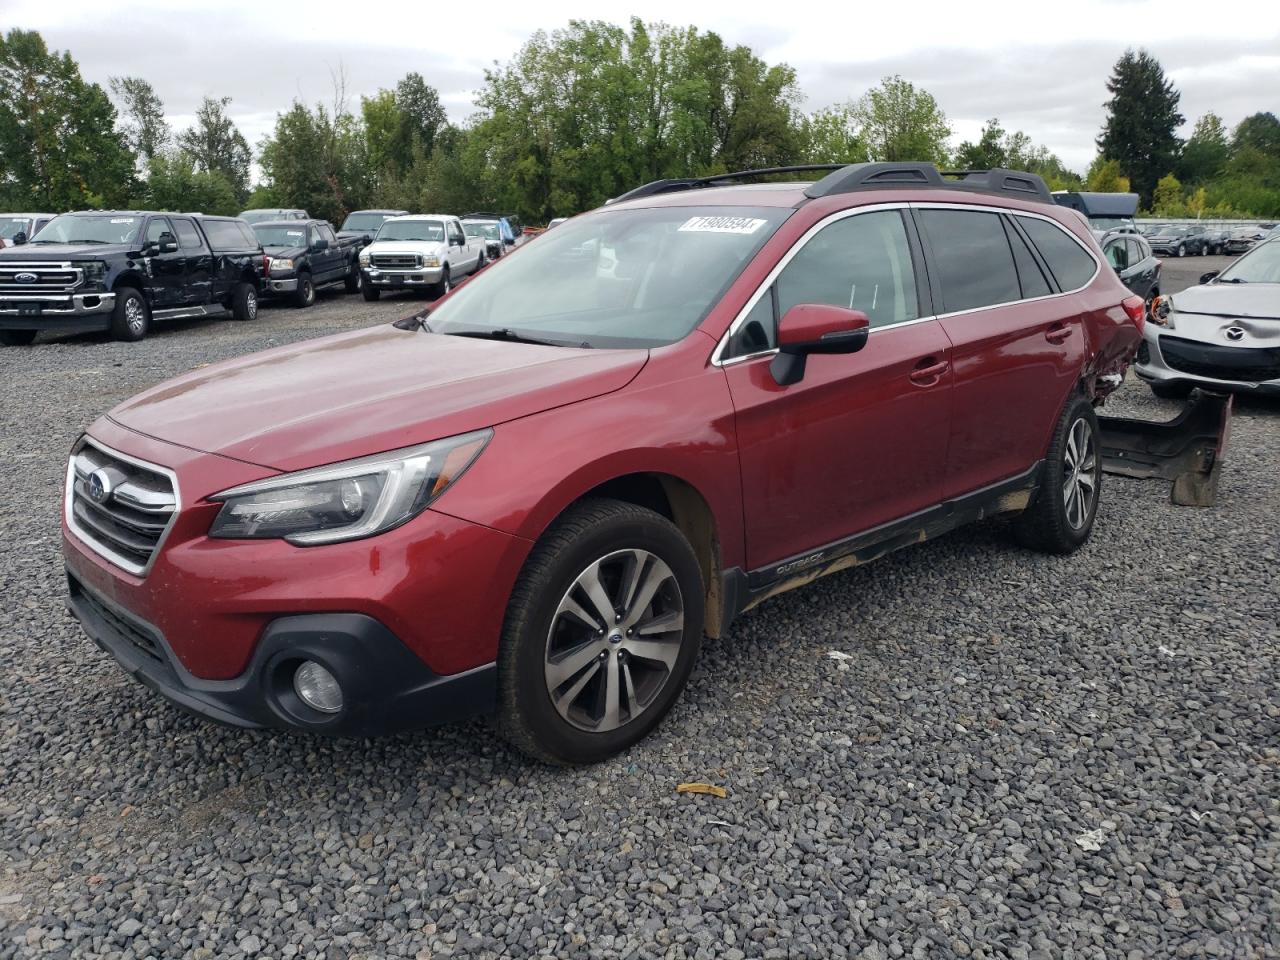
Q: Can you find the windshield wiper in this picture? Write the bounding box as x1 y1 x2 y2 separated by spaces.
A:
449 328 589 348
1217 277 1248 283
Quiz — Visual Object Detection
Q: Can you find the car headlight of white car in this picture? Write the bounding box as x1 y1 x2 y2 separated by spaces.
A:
422 255 440 268
358 252 370 266
208 430 491 544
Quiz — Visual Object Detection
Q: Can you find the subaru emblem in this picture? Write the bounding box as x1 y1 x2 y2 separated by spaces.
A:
87 469 114 504
14 272 37 283
1225 326 1245 341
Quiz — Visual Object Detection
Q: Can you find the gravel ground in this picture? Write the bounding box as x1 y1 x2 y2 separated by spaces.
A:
2 279 1278 960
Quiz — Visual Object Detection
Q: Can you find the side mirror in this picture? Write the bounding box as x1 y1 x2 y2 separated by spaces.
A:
158 231 179 253
13 231 27 246
1199 271 1219 284
770 303 870 386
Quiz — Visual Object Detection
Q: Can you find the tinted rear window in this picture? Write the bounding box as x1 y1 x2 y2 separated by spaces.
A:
919 209 1020 313
1004 218 1052 298
203 219 259 251
1018 217 1096 291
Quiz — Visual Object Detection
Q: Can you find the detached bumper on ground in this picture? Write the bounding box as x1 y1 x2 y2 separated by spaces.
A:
67 572 496 736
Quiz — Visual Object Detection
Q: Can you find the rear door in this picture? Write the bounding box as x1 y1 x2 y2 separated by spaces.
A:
142 216 185 309
916 205 1086 499
171 217 212 305
723 206 954 569
1126 237 1157 300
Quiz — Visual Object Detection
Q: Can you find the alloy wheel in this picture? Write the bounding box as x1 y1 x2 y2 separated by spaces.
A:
125 298 145 334
246 290 257 319
543 549 685 733
1062 417 1097 530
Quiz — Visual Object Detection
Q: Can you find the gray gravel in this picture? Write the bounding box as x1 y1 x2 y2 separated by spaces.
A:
2 282 1278 959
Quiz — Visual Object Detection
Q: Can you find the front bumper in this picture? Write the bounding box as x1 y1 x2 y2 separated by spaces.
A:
1136 330 1280 395
68 573 495 735
264 277 299 294
363 266 443 288
0 291 115 329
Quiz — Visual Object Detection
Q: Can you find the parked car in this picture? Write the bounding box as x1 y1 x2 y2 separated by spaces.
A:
1199 227 1229 255
462 211 522 249
1101 231 1160 310
0 212 56 248
61 162 1143 763
239 208 309 225
1137 238 1280 398
461 218 505 262
252 219 362 307
1225 227 1265 255
1146 224 1209 258
0 211 264 345
337 209 408 247
358 214 485 300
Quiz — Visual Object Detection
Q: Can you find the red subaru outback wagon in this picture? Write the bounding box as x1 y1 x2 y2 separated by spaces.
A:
63 163 1143 763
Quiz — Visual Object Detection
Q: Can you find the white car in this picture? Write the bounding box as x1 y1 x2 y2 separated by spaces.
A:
359 215 485 300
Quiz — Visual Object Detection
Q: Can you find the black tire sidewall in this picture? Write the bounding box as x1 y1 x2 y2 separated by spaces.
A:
1046 398 1102 549
232 282 257 321
503 504 704 764
295 275 315 307
362 283 380 301
0 329 37 346
111 289 148 341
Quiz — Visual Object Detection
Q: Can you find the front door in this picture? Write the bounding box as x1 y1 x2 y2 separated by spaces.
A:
143 216 186 309
723 208 954 570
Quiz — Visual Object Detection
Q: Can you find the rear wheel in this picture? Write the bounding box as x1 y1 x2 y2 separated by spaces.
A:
1013 395 1102 555
496 498 705 765
1150 380 1192 400
362 283 380 302
0 330 37 346
343 265 361 293
110 288 149 342
292 273 315 308
230 282 258 321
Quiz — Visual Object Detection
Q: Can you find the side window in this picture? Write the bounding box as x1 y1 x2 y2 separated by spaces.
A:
1004 218 1052 298
320 223 337 243
776 210 919 329
173 218 203 251
725 290 777 357
1104 240 1128 271
1126 238 1146 264
145 217 172 245
1018 217 1097 291
238 222 259 248
918 209 1020 313
450 221 465 244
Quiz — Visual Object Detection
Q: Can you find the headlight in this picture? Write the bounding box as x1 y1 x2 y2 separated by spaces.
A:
422 255 440 268
208 430 491 544
75 261 107 285
358 252 370 266
269 257 294 273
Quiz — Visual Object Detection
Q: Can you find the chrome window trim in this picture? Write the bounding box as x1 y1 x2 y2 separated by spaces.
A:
64 436 182 578
710 199 1102 367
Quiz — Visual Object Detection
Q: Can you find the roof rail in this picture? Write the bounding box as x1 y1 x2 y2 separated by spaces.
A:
612 164 851 204
804 163 1053 204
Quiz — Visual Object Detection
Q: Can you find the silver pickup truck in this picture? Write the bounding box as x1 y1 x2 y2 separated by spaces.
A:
358 215 486 300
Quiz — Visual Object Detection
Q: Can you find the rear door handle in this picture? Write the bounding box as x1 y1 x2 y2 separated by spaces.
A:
1045 324 1072 344
909 358 949 385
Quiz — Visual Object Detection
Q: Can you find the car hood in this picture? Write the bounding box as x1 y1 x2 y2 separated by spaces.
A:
262 244 306 258
0 242 132 259
1174 283 1280 320
364 240 447 256
106 324 649 472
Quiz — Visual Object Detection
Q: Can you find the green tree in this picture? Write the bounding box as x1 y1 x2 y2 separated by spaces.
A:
176 96 252 200
110 75 169 165
142 151 240 215
1178 112 1229 184
0 29 135 210
1151 172 1184 215
1096 49 1183 206
1086 157 1131 193
955 118 1009 169
953 117 1079 187
1232 111 1280 158
259 100 369 223
798 105 868 164
392 72 447 166
850 76 951 164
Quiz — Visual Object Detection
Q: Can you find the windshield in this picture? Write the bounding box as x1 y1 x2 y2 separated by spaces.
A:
29 215 141 245
377 220 445 242
240 210 295 224
253 225 308 247
0 217 33 240
426 205 789 348
342 213 393 232
1217 240 1280 284
463 222 499 240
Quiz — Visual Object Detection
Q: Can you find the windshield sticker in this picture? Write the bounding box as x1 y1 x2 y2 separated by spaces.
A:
678 216 767 235
286 231 303 237
110 218 136 224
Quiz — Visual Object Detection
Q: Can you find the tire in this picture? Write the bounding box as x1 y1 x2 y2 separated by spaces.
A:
496 498 705 765
1150 380 1192 400
475 250 486 273
0 330 37 346
110 287 149 342
1013 395 1102 555
292 273 315 308
230 282 258 322
1177 244 1186 258
343 265 361 293
362 283 380 302
432 267 451 299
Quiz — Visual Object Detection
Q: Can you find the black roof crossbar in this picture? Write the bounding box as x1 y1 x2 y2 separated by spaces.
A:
803 163 1053 204
611 164 851 204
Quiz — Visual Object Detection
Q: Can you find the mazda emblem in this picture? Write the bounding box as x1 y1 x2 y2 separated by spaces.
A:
1225 326 1245 341
87 469 114 504
13 272 37 283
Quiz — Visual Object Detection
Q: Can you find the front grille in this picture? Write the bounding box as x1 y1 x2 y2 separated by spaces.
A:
67 440 178 575
371 254 420 269
69 575 165 664
1160 336 1280 383
0 262 82 293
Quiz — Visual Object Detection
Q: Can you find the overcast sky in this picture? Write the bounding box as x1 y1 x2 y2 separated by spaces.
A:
10 0 1279 176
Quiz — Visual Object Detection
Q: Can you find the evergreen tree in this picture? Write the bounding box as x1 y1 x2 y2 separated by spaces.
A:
1178 113 1229 184
176 96 252 201
1096 49 1183 206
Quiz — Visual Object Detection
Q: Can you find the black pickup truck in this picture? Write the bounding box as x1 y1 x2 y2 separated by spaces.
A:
251 219 362 307
0 211 265 345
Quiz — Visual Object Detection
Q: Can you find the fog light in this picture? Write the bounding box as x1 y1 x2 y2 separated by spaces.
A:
293 661 343 713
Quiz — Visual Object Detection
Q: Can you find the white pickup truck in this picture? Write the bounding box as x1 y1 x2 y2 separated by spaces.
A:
359 214 486 300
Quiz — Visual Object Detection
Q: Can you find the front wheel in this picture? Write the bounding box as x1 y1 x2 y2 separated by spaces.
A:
110 288 149 342
0 330 37 346
362 283 380 302
292 274 315 308
344 266 361 293
432 268 451 299
1177 244 1186 258
496 498 705 765
1013 396 1102 555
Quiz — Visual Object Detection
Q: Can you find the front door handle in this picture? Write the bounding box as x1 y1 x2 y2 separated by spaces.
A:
909 358 949 385
1045 323 1072 344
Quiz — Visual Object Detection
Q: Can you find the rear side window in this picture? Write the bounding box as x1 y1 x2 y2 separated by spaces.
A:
1126 238 1146 264
1018 217 1097 291
776 210 919 329
918 209 1020 313
202 219 257 251
1004 219 1052 298
173 218 203 251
